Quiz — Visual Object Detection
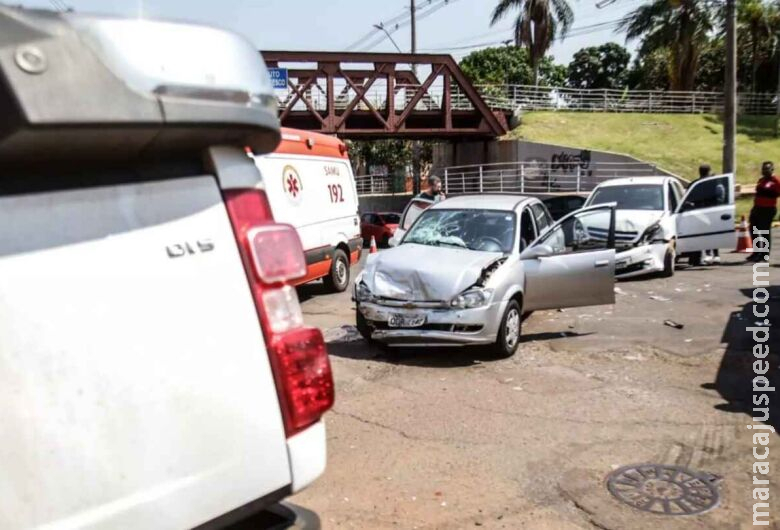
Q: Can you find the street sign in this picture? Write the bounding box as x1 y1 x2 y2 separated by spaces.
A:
268 67 288 90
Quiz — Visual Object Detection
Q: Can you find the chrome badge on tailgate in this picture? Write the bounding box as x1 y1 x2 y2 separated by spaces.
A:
166 239 215 258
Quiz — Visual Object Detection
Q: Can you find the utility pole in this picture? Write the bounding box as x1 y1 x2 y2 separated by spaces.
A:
410 0 421 195
774 39 780 137
723 0 737 173
411 0 417 58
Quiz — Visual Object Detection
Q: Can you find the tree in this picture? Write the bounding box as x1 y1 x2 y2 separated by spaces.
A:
695 39 726 90
627 48 671 90
567 42 631 89
619 0 715 91
738 0 780 91
490 0 575 85
347 140 432 177
459 45 566 86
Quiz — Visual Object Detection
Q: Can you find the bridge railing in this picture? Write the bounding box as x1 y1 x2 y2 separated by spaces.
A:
278 83 778 115
464 85 778 115
355 161 668 196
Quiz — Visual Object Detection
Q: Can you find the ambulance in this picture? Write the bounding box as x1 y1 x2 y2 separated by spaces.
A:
253 129 362 292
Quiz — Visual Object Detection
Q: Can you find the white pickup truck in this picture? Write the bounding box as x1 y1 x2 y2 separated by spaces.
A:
0 7 331 529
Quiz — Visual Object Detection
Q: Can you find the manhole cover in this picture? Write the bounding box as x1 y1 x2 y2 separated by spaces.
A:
606 464 720 516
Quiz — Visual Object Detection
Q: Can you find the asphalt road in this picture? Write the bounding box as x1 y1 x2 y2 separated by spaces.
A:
291 241 779 529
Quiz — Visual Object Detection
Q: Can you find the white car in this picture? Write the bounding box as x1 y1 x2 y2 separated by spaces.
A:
0 8 331 529
584 175 736 278
355 195 617 357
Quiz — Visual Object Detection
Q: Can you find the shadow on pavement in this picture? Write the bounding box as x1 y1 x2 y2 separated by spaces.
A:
326 340 502 368
325 331 593 368
519 331 595 342
706 284 780 434
296 282 329 303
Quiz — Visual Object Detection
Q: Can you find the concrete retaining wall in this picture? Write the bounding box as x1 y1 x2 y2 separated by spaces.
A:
432 139 675 178
358 194 413 214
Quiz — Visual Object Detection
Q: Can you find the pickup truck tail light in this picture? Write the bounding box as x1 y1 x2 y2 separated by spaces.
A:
223 188 334 437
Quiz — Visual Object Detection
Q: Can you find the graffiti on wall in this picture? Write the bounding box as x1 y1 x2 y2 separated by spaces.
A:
550 149 593 176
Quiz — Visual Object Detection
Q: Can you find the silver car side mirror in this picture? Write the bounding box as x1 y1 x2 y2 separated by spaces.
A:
525 244 554 259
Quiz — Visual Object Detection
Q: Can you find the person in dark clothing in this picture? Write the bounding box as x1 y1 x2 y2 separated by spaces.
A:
697 164 722 264
747 161 780 262
417 175 446 202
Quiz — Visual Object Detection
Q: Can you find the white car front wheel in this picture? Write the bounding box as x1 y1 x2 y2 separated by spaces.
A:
661 243 676 278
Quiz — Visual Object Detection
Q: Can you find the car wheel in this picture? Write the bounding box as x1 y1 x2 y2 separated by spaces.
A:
689 253 702 267
356 307 373 342
661 244 675 277
493 300 522 358
381 234 390 248
324 249 350 292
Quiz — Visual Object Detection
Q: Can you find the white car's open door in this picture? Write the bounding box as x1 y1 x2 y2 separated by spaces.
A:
520 204 617 311
675 173 736 254
389 197 434 246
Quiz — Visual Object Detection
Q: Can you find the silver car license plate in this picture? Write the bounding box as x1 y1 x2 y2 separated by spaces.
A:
388 314 426 328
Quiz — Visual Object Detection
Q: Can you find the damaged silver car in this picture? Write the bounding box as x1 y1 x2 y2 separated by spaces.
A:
354 195 618 357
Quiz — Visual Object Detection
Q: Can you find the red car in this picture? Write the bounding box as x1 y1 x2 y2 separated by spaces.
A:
360 212 401 247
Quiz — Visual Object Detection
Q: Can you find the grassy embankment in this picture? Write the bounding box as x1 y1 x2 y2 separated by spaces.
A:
509 112 780 218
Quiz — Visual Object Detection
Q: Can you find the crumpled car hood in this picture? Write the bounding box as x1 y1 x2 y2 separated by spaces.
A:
615 210 664 235
361 243 503 301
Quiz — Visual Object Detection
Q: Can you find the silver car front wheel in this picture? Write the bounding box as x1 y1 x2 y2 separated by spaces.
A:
493 299 522 358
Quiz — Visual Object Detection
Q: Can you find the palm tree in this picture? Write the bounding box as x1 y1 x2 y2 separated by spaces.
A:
618 0 714 91
738 0 779 92
490 0 575 85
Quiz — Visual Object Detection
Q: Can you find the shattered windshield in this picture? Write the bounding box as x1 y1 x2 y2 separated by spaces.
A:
588 185 664 211
403 209 516 253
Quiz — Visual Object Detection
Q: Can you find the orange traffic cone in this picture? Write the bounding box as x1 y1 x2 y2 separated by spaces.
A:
734 215 752 253
369 235 378 254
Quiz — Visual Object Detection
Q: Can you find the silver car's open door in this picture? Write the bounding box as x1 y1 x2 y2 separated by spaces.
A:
520 204 617 311
675 173 736 254
389 197 434 246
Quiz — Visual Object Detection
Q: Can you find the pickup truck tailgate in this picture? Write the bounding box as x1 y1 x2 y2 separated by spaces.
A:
0 176 291 529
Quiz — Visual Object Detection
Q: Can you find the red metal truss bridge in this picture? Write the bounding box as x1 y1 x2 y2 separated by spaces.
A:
262 51 510 140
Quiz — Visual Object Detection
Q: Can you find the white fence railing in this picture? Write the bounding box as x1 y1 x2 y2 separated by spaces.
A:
354 173 396 195
354 161 670 196
277 82 778 115
468 85 778 115
442 161 665 194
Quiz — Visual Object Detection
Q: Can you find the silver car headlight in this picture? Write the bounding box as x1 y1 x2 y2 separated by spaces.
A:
355 281 374 302
450 288 494 309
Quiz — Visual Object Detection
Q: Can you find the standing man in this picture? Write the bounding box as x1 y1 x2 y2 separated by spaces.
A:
697 164 723 264
747 161 780 262
418 175 446 202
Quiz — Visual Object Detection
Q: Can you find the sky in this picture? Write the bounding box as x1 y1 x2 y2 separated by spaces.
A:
19 0 641 64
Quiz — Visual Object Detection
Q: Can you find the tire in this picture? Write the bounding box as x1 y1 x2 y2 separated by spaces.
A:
381 234 390 248
689 253 702 267
492 300 522 358
661 244 676 277
356 308 373 342
324 249 350 292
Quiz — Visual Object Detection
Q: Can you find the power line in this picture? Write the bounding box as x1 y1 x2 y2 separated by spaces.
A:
365 0 456 51
420 17 624 53
347 0 460 52
416 0 642 53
